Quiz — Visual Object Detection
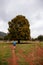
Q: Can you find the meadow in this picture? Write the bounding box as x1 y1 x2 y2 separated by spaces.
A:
0 43 12 65
0 41 43 65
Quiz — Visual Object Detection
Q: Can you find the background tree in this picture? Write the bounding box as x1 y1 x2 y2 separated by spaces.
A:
4 34 9 40
37 35 43 41
0 37 4 40
8 15 30 43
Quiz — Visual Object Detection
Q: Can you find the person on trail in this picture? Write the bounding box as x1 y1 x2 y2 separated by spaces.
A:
13 41 16 49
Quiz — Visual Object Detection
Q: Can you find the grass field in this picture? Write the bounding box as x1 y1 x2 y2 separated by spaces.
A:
15 42 43 65
0 43 12 65
0 42 43 65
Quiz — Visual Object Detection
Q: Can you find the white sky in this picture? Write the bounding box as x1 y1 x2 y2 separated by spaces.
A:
0 0 43 38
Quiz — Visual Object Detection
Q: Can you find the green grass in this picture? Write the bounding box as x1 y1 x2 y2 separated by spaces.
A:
0 43 12 65
15 43 36 55
38 42 43 48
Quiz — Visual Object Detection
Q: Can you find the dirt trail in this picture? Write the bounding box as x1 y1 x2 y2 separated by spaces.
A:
12 46 17 65
9 45 18 65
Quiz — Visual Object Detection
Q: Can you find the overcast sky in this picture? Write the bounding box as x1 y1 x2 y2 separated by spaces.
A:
0 0 43 38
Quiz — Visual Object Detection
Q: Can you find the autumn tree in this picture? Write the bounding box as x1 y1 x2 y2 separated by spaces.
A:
8 15 30 43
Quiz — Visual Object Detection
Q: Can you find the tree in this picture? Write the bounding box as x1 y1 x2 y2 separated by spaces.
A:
37 35 43 41
0 37 4 40
4 34 9 40
8 15 30 43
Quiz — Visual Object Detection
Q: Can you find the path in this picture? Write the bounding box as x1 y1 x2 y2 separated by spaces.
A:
11 45 17 65
9 45 18 65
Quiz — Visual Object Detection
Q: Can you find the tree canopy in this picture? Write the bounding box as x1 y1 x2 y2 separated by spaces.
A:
8 15 30 42
37 35 43 41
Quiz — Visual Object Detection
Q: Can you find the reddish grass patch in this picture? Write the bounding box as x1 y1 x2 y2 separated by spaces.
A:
17 45 43 65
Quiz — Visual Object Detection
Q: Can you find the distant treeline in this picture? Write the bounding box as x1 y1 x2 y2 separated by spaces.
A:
32 35 43 41
0 37 4 40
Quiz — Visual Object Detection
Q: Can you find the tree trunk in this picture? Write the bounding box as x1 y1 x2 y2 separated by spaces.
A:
18 40 20 43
